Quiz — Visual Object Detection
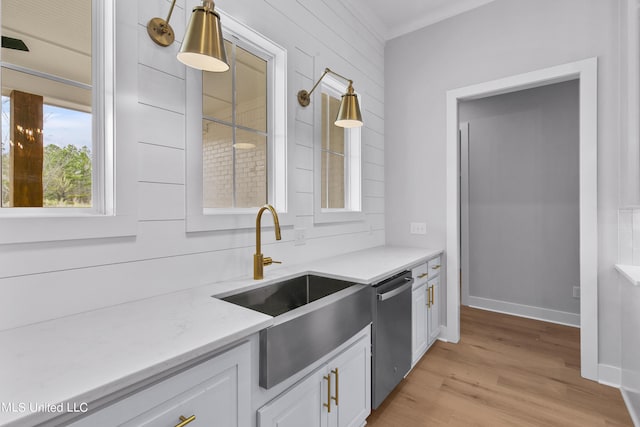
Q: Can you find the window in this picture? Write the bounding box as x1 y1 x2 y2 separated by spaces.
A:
1 0 94 209
314 75 362 223
0 0 137 244
202 40 268 209
186 9 288 232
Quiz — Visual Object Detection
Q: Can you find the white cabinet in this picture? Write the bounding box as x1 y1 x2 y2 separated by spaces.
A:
258 328 371 427
411 254 442 366
427 275 440 345
69 342 251 427
411 282 428 364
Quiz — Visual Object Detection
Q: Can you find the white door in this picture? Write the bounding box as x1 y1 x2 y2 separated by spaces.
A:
329 335 371 427
428 277 441 344
412 284 428 365
258 370 326 427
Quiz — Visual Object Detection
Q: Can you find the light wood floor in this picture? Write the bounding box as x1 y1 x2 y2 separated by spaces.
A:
366 306 632 426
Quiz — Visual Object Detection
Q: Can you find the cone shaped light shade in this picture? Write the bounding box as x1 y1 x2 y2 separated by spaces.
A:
335 84 363 128
177 4 229 72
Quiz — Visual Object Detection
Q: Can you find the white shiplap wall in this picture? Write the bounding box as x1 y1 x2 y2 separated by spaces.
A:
0 0 385 330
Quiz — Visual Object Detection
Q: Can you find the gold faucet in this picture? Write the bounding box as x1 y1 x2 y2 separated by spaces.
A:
254 204 282 280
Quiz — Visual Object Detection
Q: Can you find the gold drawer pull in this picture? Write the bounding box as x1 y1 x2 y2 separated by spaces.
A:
175 415 196 427
323 374 332 413
431 265 441 270
331 368 339 405
417 272 428 279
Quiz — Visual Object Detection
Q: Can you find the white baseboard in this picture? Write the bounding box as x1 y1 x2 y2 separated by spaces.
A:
598 364 622 388
622 388 640 427
467 296 580 327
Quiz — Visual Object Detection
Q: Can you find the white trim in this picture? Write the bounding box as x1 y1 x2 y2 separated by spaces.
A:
467 296 580 328
312 69 365 224
0 0 137 244
445 58 599 380
598 364 622 388
622 389 640 427
185 7 289 232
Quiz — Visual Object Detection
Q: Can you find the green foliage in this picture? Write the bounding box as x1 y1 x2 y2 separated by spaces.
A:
43 144 92 206
1 144 92 207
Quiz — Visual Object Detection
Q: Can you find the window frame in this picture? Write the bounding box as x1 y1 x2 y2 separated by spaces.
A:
185 7 289 232
0 0 137 244
313 73 364 224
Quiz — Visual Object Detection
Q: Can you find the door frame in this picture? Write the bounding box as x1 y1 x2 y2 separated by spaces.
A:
444 58 598 381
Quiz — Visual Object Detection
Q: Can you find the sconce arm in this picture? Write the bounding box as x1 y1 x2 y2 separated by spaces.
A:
298 68 354 107
165 0 177 24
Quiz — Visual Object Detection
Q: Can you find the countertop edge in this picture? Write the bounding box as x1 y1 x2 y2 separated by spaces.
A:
615 264 640 286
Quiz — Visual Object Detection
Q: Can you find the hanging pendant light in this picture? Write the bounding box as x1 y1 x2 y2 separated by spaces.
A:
177 0 229 72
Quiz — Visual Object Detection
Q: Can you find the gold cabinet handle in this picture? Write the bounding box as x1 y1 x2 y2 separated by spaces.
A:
431 265 441 270
323 374 332 413
417 272 428 279
331 368 339 406
175 415 196 427
430 285 434 306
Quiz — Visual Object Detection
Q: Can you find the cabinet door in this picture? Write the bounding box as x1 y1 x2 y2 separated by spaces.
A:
412 285 428 366
428 277 441 345
329 334 371 427
258 370 326 427
70 342 250 427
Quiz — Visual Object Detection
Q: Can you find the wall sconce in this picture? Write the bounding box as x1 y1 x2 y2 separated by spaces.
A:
147 0 229 72
297 68 363 128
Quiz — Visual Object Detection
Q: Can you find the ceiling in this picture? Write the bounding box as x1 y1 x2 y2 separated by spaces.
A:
1 0 91 110
346 0 496 40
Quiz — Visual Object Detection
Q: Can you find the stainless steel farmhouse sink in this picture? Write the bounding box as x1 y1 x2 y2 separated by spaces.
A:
218 274 371 388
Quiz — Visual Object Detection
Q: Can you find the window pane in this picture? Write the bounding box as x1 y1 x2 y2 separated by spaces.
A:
203 40 233 123
321 151 345 209
321 92 346 209
321 93 345 154
1 0 92 208
235 130 266 208
236 46 267 132
203 120 233 208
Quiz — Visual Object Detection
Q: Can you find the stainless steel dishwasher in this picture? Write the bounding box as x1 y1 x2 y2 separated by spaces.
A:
371 270 414 409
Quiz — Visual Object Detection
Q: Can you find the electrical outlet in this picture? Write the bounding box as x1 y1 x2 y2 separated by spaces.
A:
410 222 427 235
573 286 580 299
294 229 306 246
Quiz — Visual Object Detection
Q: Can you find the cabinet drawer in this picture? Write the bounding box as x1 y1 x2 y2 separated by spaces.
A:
412 263 429 286
69 342 250 427
428 256 442 278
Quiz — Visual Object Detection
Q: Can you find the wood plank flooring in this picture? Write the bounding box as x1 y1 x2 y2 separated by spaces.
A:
366 306 632 426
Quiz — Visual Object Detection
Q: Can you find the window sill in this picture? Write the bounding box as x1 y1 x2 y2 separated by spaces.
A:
186 210 294 233
314 210 365 224
0 214 137 245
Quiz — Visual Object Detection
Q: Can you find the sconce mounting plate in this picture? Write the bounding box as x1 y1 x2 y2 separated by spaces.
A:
147 17 175 47
297 90 311 107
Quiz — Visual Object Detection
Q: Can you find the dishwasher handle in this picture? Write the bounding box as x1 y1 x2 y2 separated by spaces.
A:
377 278 413 301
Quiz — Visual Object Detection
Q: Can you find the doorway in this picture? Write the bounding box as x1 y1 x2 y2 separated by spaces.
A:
443 58 598 381
459 80 580 327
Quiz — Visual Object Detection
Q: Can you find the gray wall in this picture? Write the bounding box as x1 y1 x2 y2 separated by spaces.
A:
460 80 580 317
384 0 621 367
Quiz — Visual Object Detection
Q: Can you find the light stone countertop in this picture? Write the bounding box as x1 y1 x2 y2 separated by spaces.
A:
0 245 442 427
615 264 640 286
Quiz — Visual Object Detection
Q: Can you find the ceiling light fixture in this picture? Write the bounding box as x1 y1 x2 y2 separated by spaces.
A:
297 68 363 128
147 0 229 72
